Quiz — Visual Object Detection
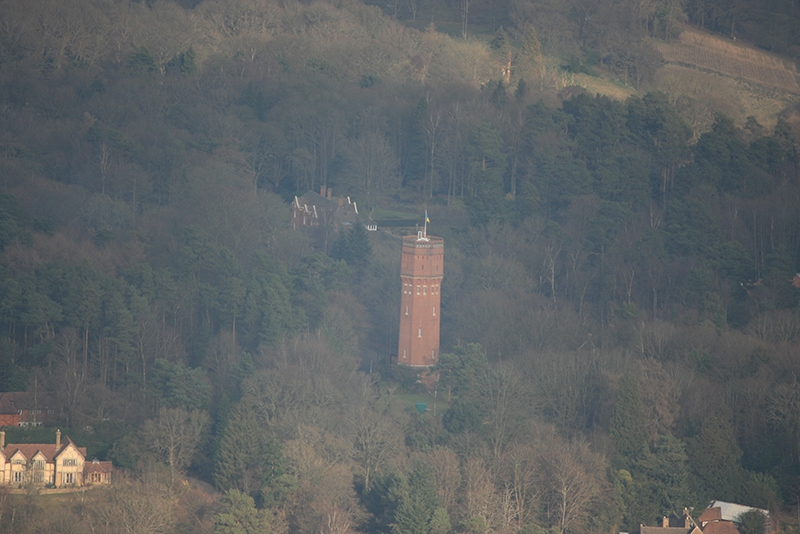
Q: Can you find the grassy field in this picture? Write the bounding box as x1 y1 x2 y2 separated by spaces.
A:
572 72 637 100
654 27 800 93
653 26 800 129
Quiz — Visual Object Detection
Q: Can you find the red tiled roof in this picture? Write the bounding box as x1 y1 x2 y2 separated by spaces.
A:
3 436 86 462
702 521 740 534
4 443 62 461
640 527 695 534
699 507 723 523
85 459 113 473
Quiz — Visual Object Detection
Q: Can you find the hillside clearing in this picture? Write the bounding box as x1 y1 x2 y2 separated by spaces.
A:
654 27 800 93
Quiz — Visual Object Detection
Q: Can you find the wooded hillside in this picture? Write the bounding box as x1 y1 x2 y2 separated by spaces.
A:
0 1 799 533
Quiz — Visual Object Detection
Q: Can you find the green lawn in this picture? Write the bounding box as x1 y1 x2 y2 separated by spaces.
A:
394 391 449 415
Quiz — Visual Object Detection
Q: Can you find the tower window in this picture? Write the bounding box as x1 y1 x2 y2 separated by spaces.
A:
433 306 436 316
418 328 422 337
417 286 420 295
423 286 427 295
405 306 409 316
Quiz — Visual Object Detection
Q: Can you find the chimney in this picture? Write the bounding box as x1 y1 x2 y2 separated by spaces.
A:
320 185 326 197
327 187 332 199
0 430 4 449
662 517 669 528
56 429 61 448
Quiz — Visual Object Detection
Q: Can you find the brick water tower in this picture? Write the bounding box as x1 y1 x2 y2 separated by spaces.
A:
398 228 443 367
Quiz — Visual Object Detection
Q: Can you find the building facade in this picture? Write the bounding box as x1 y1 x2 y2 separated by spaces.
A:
0 392 55 427
398 232 443 367
0 430 112 488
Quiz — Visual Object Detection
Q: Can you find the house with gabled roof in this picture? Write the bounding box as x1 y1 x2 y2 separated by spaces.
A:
291 186 360 250
698 501 775 534
0 429 112 488
290 186 358 230
632 508 702 534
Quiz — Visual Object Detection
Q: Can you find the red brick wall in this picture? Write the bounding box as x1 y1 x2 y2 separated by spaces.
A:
398 235 443 367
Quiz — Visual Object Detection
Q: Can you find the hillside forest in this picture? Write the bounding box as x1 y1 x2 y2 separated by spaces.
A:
1 0 800 533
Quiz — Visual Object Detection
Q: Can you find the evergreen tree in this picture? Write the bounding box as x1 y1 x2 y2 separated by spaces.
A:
392 463 442 534
148 358 211 410
213 489 271 534
686 411 744 502
364 472 410 534
633 435 696 518
738 510 766 534
213 403 265 495
465 123 506 226
435 343 490 397
428 508 451 534
213 402 288 505
0 194 30 250
330 223 372 275
610 373 648 461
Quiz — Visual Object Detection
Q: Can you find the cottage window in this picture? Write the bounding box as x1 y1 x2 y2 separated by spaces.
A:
13 472 23 483
63 459 77 466
64 473 75 484
34 460 44 470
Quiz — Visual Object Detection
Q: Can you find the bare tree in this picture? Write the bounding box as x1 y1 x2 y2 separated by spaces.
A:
89 475 176 534
142 407 209 490
422 447 462 515
349 391 402 492
460 0 476 39
543 438 605 534
498 442 543 527
463 456 501 527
